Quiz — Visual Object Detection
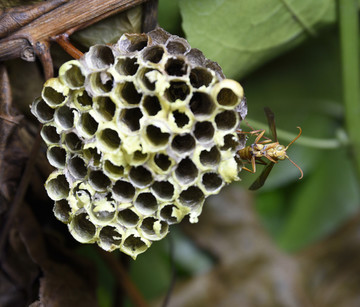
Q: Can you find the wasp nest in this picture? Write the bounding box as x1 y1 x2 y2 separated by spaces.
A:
31 28 247 258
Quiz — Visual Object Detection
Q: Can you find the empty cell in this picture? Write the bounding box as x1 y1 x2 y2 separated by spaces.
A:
42 86 66 106
79 113 98 136
175 158 198 184
54 105 75 129
46 173 69 200
94 96 116 121
86 45 115 69
200 146 221 166
125 34 148 52
68 156 87 179
172 110 189 128
123 235 147 254
143 95 161 116
133 151 148 163
142 45 164 63
62 64 85 88
89 170 111 191
118 208 139 227
154 153 172 171
179 186 204 207
140 217 168 240
113 180 135 202
53 199 71 223
151 181 174 199
41 125 60 144
64 132 82 152
120 81 142 104
171 134 195 154
71 211 96 242
33 98 54 122
104 160 124 177
216 87 239 107
83 147 101 166
160 205 178 224
47 146 66 168
215 110 237 130
221 134 238 150
146 125 170 146
190 92 215 117
164 81 190 102
202 172 223 192
134 192 158 214
99 226 122 249
98 128 121 150
165 58 188 76
138 68 157 91
194 121 214 142
115 57 139 76
90 72 114 93
166 41 188 54
190 67 213 88
76 91 92 109
129 166 152 187
120 108 143 131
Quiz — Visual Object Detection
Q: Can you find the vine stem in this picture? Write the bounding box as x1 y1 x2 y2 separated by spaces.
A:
339 0 360 179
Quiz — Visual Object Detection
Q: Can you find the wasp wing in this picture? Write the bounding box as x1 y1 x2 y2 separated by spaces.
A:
249 162 275 190
264 107 277 142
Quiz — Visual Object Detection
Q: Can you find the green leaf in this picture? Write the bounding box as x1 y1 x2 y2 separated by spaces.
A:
277 148 360 251
158 0 183 36
180 0 336 79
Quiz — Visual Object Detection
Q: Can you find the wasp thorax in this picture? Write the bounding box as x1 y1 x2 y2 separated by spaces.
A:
31 28 247 258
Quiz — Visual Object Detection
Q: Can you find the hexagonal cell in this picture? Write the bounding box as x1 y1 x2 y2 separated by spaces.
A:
41 125 60 144
54 105 75 130
171 134 195 154
98 128 121 151
164 81 190 102
73 186 91 209
118 208 140 227
123 33 148 52
145 125 170 147
113 180 135 202
216 87 239 107
85 45 115 70
47 146 66 168
122 234 148 257
99 226 122 250
79 113 98 137
32 97 54 123
119 107 143 131
138 68 158 91
194 121 214 142
90 198 116 223
175 158 198 185
190 67 213 88
215 110 237 130
42 85 66 107
88 170 111 192
83 147 101 166
118 81 142 104
172 110 190 128
93 96 116 121
53 199 71 223
70 210 96 243
200 146 221 166
90 71 114 94
129 166 153 188
68 156 87 179
134 192 158 215
143 95 161 116
131 150 148 164
166 40 189 55
75 90 93 110
154 153 172 172
60 62 85 89
151 181 174 200
179 186 204 208
115 57 139 76
141 45 165 63
139 217 168 241
165 57 188 76
190 92 215 117
202 172 223 192
64 132 82 152
221 134 238 151
159 204 179 224
45 173 70 201
104 160 124 179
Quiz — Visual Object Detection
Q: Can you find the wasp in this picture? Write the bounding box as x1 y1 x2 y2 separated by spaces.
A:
237 107 303 190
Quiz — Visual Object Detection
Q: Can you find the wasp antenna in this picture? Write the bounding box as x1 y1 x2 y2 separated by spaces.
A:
285 155 303 179
285 126 302 150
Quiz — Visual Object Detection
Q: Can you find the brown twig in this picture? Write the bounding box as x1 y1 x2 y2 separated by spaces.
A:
55 34 84 59
97 248 149 307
